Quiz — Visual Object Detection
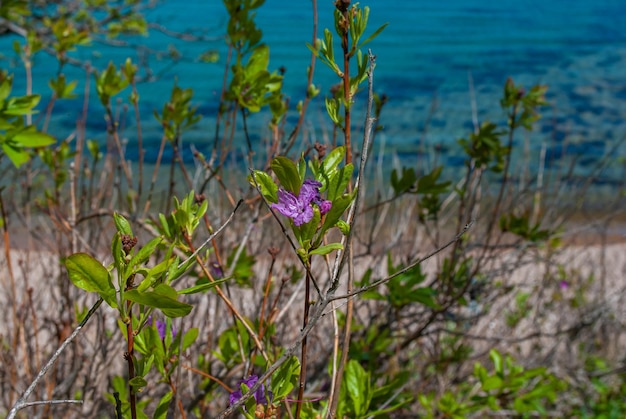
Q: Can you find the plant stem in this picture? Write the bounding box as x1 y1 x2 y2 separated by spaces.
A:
7 299 103 419
337 0 353 166
125 279 138 419
283 0 318 156
295 265 313 419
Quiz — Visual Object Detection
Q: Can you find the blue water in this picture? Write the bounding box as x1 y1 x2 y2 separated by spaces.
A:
2 0 626 184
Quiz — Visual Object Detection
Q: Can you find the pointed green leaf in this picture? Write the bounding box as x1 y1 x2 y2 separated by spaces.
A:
0 75 13 102
271 356 301 400
271 156 301 194
322 146 345 174
154 391 173 419
309 242 343 256
245 44 270 77
250 170 278 202
113 212 132 235
124 286 192 318
326 163 353 201
129 237 163 268
1 143 30 168
345 359 371 417
4 94 40 115
177 277 228 294
357 22 389 50
182 327 198 351
320 190 355 235
13 127 55 147
128 376 148 391
65 253 118 308
490 349 504 376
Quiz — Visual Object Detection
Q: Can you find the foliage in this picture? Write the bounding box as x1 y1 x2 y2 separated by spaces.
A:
0 72 55 167
0 1 624 418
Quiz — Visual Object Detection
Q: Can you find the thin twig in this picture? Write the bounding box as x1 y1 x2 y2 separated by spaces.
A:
7 298 104 419
328 221 473 303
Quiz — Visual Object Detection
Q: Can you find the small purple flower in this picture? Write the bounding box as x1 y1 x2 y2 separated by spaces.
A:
271 179 332 226
156 319 167 341
300 180 322 204
210 262 223 279
318 199 332 215
229 375 272 407
272 189 313 226
559 280 569 290
155 318 177 341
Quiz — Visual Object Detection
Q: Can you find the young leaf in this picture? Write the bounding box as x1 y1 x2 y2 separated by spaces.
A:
65 253 118 309
113 212 133 235
128 237 163 268
124 288 193 318
309 242 343 256
12 127 55 147
177 277 228 294
271 356 301 400
249 170 278 202
271 156 301 194
153 391 173 419
322 146 345 175
345 360 372 417
182 328 199 351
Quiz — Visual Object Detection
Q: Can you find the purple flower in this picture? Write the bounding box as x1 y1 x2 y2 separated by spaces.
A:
272 189 313 226
210 262 223 279
300 180 322 204
271 179 332 226
229 375 272 407
156 319 167 341
155 318 177 341
318 199 332 215
559 280 569 290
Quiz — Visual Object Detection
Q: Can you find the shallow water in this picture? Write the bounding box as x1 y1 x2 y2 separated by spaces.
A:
2 0 625 186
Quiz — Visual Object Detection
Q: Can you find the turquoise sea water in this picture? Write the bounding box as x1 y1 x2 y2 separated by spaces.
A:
2 1 626 185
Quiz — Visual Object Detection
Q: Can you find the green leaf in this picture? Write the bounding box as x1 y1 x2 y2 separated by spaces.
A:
113 212 133 235
12 127 55 147
481 376 504 392
4 94 40 115
325 163 353 202
322 146 345 174
128 376 148 391
177 277 228 294
390 167 417 195
271 156 302 194
345 359 371 417
1 143 30 168
490 349 504 376
137 258 170 292
271 356 301 400
153 391 173 419
166 256 194 283
324 97 342 126
245 44 269 77
124 286 192 318
249 170 278 203
357 22 389 50
309 242 343 256
296 207 320 246
320 190 355 235
0 75 13 102
65 253 118 308
182 328 198 351
128 237 163 268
